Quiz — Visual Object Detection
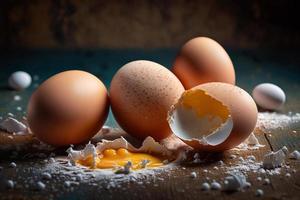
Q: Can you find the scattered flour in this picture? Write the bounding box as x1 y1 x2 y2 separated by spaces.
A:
233 133 264 151
257 112 300 132
222 155 283 177
42 158 175 189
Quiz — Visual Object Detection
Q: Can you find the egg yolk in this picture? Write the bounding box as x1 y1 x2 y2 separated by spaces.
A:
182 89 229 122
77 148 165 170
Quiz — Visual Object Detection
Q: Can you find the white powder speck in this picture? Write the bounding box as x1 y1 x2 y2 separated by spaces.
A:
218 161 224 165
16 107 22 111
190 172 197 178
201 182 210 191
289 150 300 160
6 180 14 189
9 162 17 168
263 178 270 185
64 181 71 188
247 155 256 161
256 189 264 197
238 157 244 162
211 181 222 190
42 172 52 180
36 181 46 190
13 95 21 101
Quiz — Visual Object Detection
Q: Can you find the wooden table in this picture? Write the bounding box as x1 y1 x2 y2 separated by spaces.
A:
0 49 299 200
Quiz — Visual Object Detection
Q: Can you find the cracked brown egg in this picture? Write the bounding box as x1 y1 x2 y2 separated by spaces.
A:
110 60 185 141
27 70 109 146
172 37 235 89
168 82 257 151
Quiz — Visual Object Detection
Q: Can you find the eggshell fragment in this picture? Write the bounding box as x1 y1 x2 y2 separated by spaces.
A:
110 60 184 141
8 71 32 90
223 174 250 192
252 83 286 110
168 82 257 151
27 70 109 146
263 146 288 169
67 136 174 168
0 117 28 134
289 150 300 160
172 37 235 89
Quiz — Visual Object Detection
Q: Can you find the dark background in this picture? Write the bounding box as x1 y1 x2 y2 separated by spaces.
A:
0 0 299 119
0 0 300 50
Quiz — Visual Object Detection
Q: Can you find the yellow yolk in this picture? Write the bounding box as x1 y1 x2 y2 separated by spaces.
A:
77 148 165 170
181 89 229 122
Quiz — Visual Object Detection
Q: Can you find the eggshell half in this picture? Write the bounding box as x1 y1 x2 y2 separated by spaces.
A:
172 37 235 89
27 70 109 146
169 82 257 151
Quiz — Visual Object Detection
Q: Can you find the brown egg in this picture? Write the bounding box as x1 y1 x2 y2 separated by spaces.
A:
172 37 235 89
27 70 109 146
168 82 257 151
110 60 185 141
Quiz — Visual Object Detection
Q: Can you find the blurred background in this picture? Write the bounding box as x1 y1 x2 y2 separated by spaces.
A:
0 0 299 49
0 0 299 123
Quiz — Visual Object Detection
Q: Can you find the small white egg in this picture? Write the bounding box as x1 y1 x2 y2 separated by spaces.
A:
8 71 32 90
252 83 285 110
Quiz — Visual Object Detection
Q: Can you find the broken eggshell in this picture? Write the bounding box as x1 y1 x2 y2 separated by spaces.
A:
168 82 258 151
67 136 176 169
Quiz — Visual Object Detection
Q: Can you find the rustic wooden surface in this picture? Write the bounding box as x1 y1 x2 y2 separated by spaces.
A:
0 49 299 200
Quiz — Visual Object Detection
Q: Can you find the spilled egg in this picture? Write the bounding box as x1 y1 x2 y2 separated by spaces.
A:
68 136 174 171
168 82 258 151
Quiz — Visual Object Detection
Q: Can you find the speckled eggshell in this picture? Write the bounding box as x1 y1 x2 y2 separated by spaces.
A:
172 37 235 89
27 70 109 146
185 82 258 151
110 60 185 141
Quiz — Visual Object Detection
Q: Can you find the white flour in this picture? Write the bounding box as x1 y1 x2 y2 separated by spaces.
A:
222 156 282 177
2 111 299 195
42 158 175 189
256 112 300 132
